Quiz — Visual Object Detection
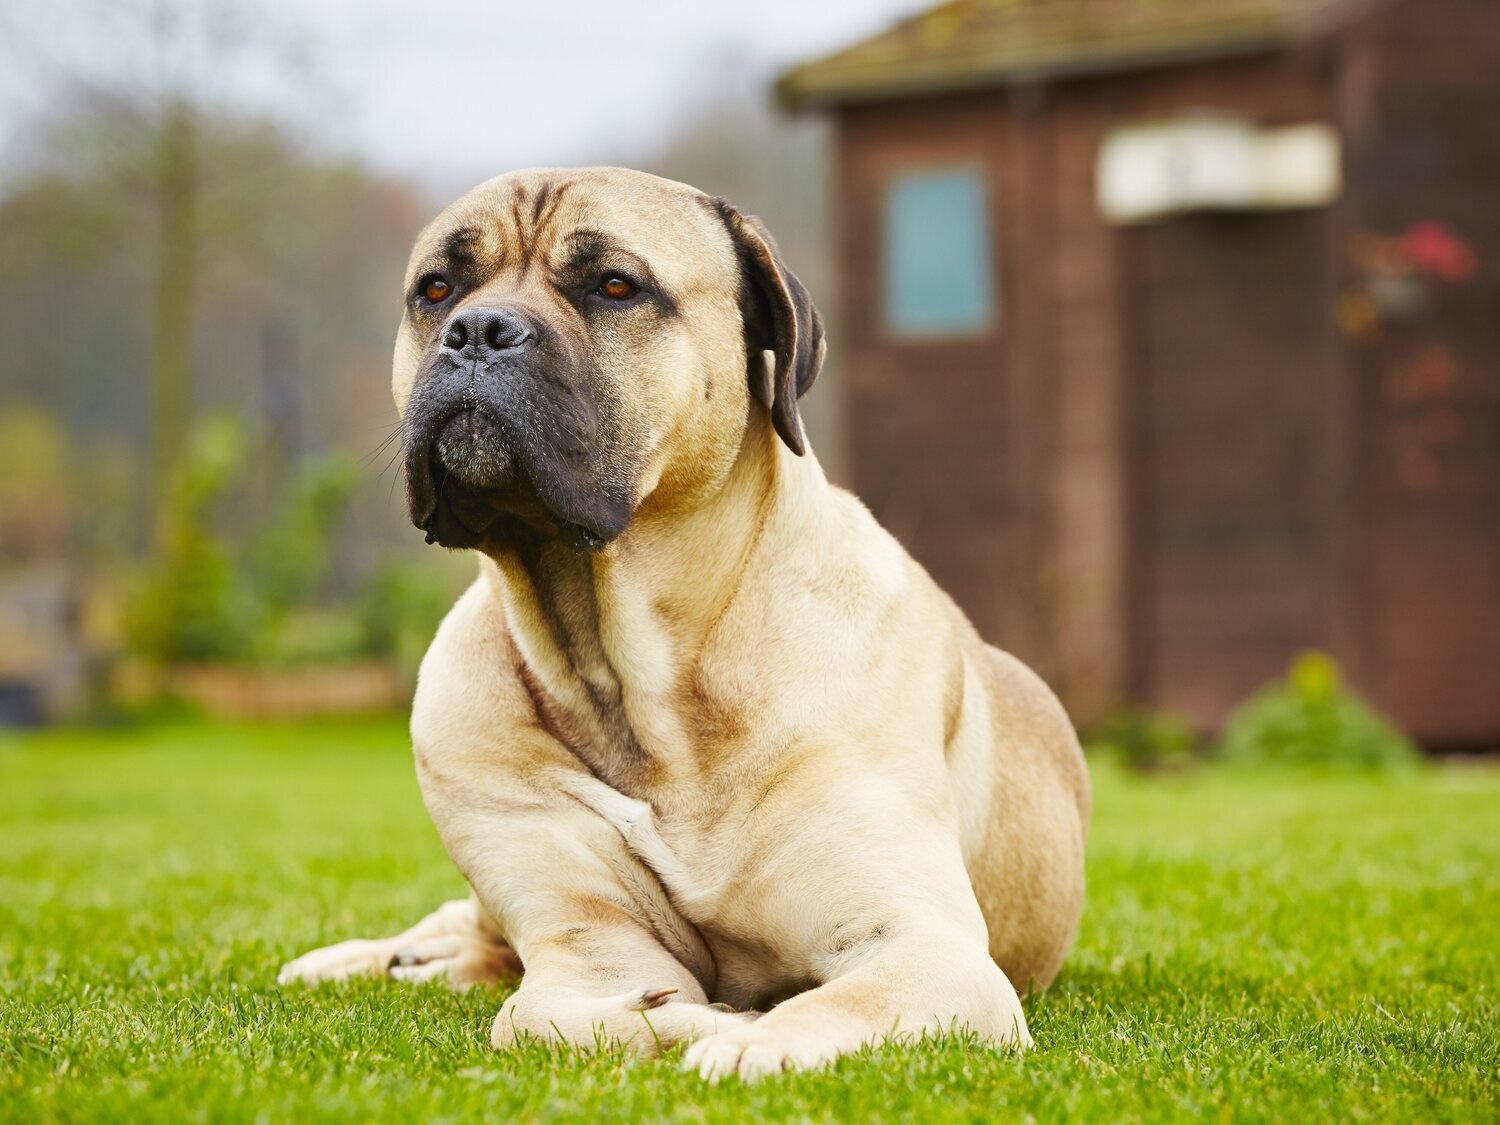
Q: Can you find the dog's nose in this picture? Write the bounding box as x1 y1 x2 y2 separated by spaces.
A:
441 306 533 354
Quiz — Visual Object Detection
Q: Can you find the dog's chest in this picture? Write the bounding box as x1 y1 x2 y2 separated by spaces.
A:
546 673 839 999
629 790 831 1002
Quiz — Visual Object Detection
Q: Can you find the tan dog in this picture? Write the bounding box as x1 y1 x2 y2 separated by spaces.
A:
279 167 1090 1081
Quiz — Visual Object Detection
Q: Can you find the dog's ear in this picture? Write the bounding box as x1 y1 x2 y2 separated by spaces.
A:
713 199 826 456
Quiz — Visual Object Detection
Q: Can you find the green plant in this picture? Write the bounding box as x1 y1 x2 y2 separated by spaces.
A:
123 415 364 668
1091 706 1199 773
358 558 459 683
241 454 360 617
124 416 259 663
1216 651 1420 770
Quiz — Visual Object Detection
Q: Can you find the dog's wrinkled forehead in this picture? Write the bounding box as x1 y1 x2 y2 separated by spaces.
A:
403 167 735 296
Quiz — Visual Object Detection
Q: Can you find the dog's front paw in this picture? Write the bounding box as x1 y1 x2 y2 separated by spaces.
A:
277 938 392 986
681 1025 835 1082
389 934 522 988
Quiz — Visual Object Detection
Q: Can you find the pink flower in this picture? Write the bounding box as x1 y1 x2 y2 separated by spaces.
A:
1399 221 1478 283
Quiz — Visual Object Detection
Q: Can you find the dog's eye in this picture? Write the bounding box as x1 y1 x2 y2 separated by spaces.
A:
422 276 451 304
597 275 637 301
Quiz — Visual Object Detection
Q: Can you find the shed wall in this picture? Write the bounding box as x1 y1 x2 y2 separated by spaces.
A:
1336 0 1500 744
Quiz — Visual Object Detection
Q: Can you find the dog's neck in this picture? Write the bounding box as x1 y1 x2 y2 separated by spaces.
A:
479 412 809 787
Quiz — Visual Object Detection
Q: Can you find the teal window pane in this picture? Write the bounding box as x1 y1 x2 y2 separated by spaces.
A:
882 167 994 336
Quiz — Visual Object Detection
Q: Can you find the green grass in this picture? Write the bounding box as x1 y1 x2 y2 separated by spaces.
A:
2 722 1496 1122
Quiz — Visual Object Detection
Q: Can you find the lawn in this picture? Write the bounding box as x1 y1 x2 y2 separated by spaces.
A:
2 721 1496 1122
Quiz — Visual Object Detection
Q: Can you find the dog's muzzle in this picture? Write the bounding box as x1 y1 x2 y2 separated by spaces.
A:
402 304 629 552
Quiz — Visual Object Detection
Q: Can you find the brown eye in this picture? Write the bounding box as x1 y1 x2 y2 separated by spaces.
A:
423 277 450 304
599 275 636 301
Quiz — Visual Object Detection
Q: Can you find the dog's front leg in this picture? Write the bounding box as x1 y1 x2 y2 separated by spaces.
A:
420 736 754 1055
278 895 521 987
487 896 752 1054
674 791 1032 1083
682 923 1028 1081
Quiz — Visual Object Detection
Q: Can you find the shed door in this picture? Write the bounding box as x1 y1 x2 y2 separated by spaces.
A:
1125 211 1334 727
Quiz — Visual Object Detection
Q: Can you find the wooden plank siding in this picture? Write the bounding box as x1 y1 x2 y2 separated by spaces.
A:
835 87 1127 710
1110 51 1339 728
1043 88 1131 724
836 94 1044 676
1338 0 1500 744
1121 209 1337 726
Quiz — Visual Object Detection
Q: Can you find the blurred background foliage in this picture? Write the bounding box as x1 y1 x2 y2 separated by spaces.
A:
0 93 463 712
116 411 456 677
1089 651 1422 773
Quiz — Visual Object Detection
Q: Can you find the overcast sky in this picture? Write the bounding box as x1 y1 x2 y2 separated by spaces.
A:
0 0 921 197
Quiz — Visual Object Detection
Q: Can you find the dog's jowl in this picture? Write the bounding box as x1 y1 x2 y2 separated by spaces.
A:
279 167 1090 1082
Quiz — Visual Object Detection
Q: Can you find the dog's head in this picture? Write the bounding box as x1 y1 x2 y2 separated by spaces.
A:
393 167 824 552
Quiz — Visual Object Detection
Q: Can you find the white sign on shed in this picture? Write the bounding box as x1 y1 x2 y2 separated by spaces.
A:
1097 117 1342 224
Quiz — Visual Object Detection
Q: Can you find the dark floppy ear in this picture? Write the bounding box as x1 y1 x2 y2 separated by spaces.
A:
713 199 826 456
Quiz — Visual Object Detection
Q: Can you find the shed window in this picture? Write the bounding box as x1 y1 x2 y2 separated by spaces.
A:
881 166 993 337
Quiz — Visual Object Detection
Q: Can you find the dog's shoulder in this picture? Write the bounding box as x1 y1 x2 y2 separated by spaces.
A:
774 480 918 606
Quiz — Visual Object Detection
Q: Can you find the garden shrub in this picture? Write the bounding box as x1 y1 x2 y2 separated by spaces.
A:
1091 706 1199 773
358 559 457 684
125 415 365 667
1216 651 1420 769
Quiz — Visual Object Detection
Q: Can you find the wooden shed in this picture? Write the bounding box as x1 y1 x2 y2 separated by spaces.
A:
780 0 1500 746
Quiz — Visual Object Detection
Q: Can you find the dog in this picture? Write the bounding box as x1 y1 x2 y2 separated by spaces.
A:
278 167 1090 1082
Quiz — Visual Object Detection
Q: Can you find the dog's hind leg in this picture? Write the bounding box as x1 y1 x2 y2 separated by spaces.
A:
277 895 521 989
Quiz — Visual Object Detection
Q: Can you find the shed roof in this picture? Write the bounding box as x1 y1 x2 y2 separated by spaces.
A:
778 0 1373 109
